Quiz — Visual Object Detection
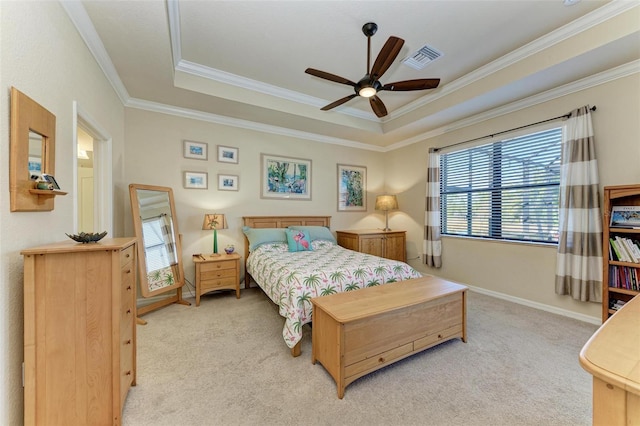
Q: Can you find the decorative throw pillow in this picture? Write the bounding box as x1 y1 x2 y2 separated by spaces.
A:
242 226 288 251
288 226 337 243
285 229 313 252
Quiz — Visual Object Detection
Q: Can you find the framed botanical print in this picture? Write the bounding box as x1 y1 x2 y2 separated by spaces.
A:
183 140 208 160
217 145 239 164
337 164 366 211
261 154 311 200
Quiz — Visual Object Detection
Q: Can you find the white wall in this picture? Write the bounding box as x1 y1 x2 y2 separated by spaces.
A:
0 2 125 423
387 73 640 321
124 108 389 288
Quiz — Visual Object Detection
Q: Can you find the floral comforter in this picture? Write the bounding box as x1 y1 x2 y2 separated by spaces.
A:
246 240 422 348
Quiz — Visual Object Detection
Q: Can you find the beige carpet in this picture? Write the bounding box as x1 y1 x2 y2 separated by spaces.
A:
123 286 598 426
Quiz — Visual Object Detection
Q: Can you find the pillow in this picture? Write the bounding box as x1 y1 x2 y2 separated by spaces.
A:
288 226 337 244
285 228 313 252
242 226 288 251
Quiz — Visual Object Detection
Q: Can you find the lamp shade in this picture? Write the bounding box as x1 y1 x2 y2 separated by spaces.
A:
202 213 227 230
375 195 398 211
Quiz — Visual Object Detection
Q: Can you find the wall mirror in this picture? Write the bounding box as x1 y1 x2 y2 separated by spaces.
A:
129 183 189 318
10 87 64 212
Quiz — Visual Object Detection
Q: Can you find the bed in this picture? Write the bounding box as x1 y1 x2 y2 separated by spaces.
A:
243 216 423 356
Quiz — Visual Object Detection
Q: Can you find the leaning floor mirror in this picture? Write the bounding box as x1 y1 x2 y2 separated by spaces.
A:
129 183 190 322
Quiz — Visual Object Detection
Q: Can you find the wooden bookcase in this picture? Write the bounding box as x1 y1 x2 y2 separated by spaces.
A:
602 184 640 323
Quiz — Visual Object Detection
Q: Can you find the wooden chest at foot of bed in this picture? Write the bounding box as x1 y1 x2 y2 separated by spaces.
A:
311 276 467 398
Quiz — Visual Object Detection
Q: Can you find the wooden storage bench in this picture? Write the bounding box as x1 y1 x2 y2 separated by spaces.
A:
311 276 467 398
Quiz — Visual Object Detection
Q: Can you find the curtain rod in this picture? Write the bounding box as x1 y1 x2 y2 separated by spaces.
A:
431 105 596 153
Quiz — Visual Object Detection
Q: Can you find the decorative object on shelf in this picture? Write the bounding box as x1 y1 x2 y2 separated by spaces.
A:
202 213 227 255
183 140 208 160
65 231 108 243
337 164 367 212
261 153 312 200
36 182 53 190
183 171 208 189
224 244 235 254
218 174 239 191
217 145 239 164
375 194 399 231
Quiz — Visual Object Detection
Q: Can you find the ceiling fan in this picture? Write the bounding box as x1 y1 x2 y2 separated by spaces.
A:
305 22 440 118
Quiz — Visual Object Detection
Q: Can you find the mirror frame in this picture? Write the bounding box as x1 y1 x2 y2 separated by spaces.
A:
129 183 185 298
10 87 58 212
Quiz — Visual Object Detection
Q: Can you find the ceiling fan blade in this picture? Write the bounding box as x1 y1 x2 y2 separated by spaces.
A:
381 78 441 91
369 95 388 118
370 36 404 80
305 68 356 87
321 94 357 111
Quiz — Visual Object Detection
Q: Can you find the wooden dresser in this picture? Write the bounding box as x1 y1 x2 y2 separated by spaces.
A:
336 229 406 262
580 294 640 425
21 237 137 425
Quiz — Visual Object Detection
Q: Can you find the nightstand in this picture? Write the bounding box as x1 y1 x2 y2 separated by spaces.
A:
193 253 241 306
336 229 406 262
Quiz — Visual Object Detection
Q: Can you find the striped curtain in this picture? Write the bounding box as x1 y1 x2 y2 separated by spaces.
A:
423 149 442 268
161 213 178 265
555 106 602 302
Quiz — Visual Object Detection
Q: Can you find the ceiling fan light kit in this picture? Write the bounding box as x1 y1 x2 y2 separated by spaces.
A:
305 22 440 118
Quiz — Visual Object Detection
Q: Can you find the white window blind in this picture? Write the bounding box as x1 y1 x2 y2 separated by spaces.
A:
440 127 562 243
142 218 172 272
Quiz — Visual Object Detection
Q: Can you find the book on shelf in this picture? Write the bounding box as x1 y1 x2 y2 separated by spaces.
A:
609 265 640 290
610 205 640 229
610 236 640 263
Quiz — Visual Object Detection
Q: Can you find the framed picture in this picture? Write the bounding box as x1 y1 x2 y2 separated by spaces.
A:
337 164 367 211
183 171 208 189
183 140 208 160
218 174 239 191
218 145 239 164
261 153 312 200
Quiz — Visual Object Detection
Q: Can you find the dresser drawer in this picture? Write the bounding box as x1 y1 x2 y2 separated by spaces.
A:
120 325 134 406
345 342 413 379
120 245 135 266
414 324 463 351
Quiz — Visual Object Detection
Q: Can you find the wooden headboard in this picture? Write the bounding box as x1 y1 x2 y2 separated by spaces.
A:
242 215 331 287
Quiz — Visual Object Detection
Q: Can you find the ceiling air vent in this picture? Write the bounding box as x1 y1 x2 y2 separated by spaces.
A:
402 44 443 70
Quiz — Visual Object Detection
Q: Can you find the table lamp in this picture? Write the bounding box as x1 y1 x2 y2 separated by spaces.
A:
202 213 227 255
375 195 398 231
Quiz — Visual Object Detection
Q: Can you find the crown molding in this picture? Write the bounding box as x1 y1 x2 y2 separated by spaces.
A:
125 98 386 152
60 0 130 104
386 0 640 120
386 60 640 151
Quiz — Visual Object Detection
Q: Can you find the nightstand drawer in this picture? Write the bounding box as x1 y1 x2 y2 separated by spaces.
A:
201 268 236 280
201 277 236 290
200 260 236 272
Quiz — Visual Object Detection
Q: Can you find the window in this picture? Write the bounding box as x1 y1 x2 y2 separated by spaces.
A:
142 217 175 271
440 127 562 243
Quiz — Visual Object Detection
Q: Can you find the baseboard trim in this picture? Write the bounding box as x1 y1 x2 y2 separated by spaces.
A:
467 285 601 326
